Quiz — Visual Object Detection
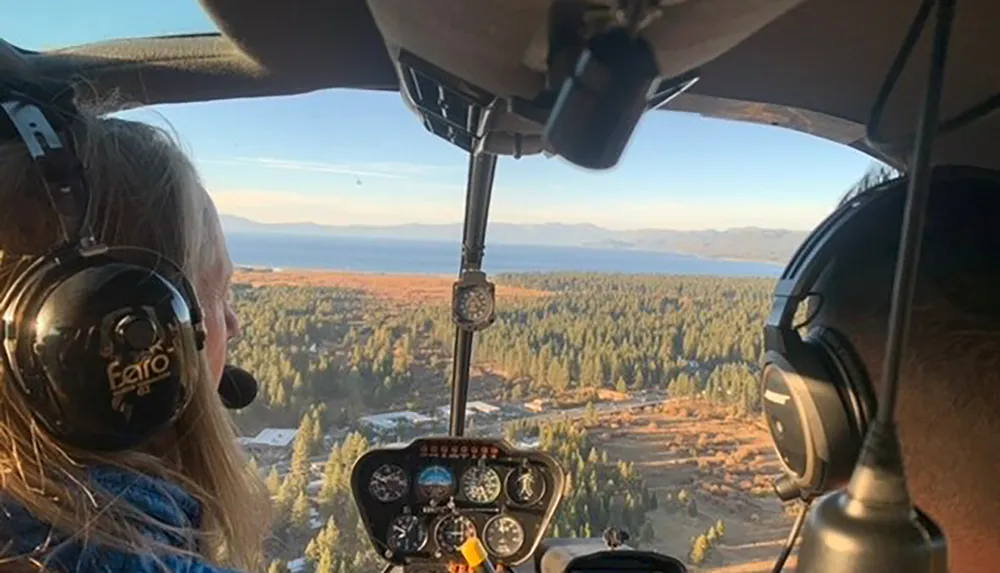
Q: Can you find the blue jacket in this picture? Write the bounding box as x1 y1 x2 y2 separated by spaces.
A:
0 466 245 573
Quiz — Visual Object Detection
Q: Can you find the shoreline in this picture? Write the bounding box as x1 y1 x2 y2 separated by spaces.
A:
234 264 781 278
226 232 788 268
235 265 455 279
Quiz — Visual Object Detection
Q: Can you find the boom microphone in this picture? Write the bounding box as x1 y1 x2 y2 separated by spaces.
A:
219 365 258 410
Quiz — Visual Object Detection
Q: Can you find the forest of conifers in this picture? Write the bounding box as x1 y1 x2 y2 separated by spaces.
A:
231 272 773 433
232 272 777 573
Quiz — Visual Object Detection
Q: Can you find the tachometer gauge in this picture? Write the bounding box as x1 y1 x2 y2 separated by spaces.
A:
484 515 524 558
434 514 476 553
506 465 545 505
417 465 455 501
386 514 428 554
369 464 409 502
461 465 502 504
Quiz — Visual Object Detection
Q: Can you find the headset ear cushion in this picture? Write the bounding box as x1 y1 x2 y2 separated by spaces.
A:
809 326 877 433
761 327 877 496
3 248 203 451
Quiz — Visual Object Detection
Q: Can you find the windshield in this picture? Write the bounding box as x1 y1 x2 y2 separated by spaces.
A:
8 14 880 573
5 0 216 49
127 91 872 573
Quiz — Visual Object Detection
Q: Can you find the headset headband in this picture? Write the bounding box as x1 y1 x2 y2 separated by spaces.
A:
0 79 94 250
763 179 905 354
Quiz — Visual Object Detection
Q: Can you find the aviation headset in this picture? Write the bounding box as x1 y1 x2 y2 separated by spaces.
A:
0 80 206 452
760 173 910 500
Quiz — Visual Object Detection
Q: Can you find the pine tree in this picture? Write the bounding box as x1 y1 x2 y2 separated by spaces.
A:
690 534 710 565
291 490 312 532
267 559 289 573
686 497 699 518
265 467 281 497
306 517 342 566
314 552 337 573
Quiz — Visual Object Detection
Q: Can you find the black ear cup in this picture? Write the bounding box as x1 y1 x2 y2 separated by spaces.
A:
810 326 877 437
0 89 208 452
761 327 875 497
1 246 206 451
757 175 907 500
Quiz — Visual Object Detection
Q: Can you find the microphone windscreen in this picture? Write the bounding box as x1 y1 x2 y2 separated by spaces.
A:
219 365 258 410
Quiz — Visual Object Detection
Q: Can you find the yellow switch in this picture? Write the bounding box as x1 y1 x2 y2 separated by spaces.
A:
460 537 490 570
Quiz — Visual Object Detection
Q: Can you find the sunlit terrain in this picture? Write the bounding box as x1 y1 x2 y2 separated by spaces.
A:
230 269 797 573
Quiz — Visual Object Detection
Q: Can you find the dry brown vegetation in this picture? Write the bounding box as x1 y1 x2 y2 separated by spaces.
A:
235 270 795 569
233 268 550 305
587 399 799 571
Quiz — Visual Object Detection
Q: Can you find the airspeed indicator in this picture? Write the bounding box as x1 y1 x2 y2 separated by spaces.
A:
369 464 408 502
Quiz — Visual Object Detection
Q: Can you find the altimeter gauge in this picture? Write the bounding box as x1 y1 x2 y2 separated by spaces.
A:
484 515 525 558
461 464 502 504
386 513 428 554
369 464 409 503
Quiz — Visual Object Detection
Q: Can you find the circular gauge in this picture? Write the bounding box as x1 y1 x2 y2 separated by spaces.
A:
369 464 409 502
386 514 428 554
417 465 455 501
506 465 546 505
434 514 477 553
461 465 502 504
457 285 495 324
484 515 525 558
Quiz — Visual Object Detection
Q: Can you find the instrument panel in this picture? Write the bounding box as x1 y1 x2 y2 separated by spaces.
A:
351 437 565 568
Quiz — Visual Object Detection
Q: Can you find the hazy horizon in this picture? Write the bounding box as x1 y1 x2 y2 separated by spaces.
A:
220 212 810 234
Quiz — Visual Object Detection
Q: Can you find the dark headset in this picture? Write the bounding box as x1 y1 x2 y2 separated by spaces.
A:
760 174 910 500
761 165 1000 499
0 80 206 452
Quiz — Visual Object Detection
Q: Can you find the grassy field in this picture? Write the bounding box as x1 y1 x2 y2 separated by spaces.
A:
233 268 550 304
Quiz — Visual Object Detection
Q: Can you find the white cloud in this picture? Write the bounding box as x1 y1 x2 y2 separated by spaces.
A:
198 157 455 180
209 188 465 225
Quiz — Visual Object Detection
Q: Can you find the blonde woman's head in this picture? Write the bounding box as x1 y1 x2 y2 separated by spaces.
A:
0 104 267 571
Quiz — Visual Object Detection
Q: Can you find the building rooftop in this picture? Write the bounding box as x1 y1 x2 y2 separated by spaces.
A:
359 411 434 430
436 401 500 417
246 428 298 448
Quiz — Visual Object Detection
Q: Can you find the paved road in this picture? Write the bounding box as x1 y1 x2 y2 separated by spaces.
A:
475 394 665 436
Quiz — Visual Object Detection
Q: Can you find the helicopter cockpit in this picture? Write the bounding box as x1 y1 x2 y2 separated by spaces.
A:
4 0 999 572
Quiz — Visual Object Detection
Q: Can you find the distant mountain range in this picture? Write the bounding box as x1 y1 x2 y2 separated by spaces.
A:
221 214 807 265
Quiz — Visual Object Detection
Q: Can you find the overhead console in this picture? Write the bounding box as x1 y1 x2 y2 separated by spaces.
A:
351 437 564 570
366 0 701 170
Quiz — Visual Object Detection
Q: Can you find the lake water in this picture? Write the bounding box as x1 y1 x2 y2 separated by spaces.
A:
225 233 782 277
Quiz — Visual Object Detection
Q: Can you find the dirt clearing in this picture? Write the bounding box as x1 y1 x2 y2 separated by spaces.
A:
589 399 799 571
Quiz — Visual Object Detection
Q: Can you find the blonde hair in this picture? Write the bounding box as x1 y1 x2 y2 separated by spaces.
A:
0 107 269 571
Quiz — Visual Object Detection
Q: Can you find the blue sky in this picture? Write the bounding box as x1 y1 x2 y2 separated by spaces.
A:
7 1 878 230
